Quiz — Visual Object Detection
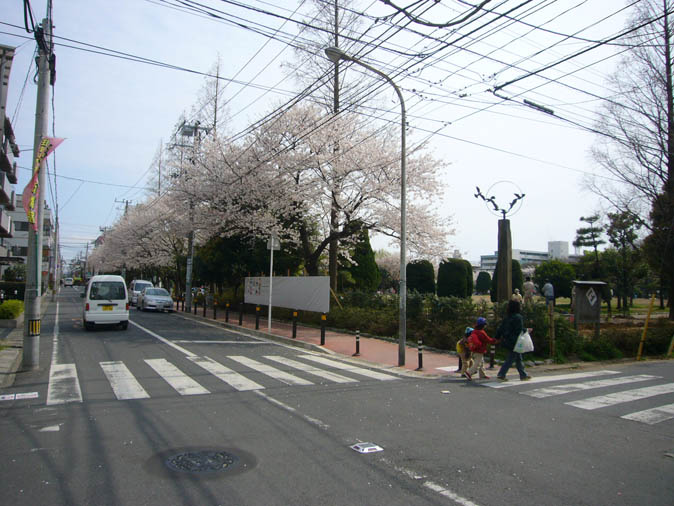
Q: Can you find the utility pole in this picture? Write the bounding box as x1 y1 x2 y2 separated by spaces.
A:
50 217 59 302
23 15 52 369
328 0 340 293
83 242 89 281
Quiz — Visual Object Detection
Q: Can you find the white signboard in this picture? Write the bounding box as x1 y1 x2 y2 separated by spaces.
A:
245 276 330 313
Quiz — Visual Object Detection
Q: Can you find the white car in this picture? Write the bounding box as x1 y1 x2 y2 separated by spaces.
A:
64 277 73 287
129 279 153 306
82 275 129 331
138 287 174 312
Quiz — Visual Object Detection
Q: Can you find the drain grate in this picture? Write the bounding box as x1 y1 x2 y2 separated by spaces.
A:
165 450 240 474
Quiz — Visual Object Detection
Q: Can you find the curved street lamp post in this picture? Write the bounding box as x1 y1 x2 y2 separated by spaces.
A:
324 47 407 366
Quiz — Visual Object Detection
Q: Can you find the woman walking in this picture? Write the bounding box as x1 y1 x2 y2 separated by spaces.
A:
495 300 532 382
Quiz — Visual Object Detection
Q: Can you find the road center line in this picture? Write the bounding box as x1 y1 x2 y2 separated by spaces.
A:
254 390 329 430
130 320 196 357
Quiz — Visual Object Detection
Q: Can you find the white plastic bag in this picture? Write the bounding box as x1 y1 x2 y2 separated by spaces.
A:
514 330 534 354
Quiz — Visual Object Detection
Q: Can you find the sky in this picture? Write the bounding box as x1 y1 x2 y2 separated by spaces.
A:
0 0 635 266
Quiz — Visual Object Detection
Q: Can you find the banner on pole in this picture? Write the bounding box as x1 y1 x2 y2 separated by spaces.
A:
245 276 329 313
22 137 65 231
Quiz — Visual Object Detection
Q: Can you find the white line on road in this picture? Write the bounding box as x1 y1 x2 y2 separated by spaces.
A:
100 361 150 400
228 356 313 386
129 320 196 357
483 370 620 388
265 355 357 383
566 383 674 410
522 375 660 398
171 340 266 344
621 403 674 425
299 354 398 381
254 391 329 430
144 359 210 395
188 356 264 391
47 364 83 405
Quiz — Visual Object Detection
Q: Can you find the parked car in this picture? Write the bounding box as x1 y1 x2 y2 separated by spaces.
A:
81 275 129 331
63 277 74 287
129 279 153 306
138 287 174 312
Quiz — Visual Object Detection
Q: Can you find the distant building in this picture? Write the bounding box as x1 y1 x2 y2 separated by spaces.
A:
479 241 580 274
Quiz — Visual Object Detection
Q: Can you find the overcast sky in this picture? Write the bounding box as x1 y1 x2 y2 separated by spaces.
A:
1 0 634 265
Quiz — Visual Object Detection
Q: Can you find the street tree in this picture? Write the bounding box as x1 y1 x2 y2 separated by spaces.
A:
606 211 642 313
533 260 575 301
589 0 674 318
573 214 605 275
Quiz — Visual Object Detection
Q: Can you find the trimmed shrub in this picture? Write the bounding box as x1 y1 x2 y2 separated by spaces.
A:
437 259 468 298
0 300 24 319
407 260 435 294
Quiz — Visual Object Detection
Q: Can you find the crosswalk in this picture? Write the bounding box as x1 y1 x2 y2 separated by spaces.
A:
483 370 674 426
44 353 399 405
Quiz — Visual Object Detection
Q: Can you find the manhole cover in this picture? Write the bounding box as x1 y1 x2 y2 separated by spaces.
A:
165 450 240 474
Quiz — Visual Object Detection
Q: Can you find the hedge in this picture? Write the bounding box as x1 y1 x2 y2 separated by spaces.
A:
0 300 24 319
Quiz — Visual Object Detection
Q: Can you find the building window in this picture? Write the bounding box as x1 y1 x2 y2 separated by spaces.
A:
14 221 29 232
12 246 28 257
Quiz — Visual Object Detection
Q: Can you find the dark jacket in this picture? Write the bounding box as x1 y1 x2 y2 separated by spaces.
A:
496 313 524 351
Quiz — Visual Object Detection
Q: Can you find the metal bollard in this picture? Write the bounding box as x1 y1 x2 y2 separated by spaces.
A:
238 304 243 326
292 311 298 339
213 304 217 320
416 335 423 370
181 297 184 312
488 344 496 369
203 301 206 318
255 306 260 330
193 300 197 315
225 303 230 322
353 330 360 356
320 313 326 345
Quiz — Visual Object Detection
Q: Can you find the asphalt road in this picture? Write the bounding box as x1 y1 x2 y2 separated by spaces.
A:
0 287 672 505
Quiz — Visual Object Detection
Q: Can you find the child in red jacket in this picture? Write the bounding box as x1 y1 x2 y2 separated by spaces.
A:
466 317 497 380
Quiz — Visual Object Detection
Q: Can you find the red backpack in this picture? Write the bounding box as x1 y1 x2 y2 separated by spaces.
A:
467 332 481 352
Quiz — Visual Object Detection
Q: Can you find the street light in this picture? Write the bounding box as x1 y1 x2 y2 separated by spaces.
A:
324 46 407 367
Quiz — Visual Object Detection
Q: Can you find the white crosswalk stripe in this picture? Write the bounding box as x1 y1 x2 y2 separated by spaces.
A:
483 370 620 388
44 353 401 404
228 356 314 386
621 403 674 425
265 355 358 383
47 363 83 405
188 356 265 391
100 361 150 400
299 355 398 381
565 383 674 410
144 359 210 395
522 375 660 398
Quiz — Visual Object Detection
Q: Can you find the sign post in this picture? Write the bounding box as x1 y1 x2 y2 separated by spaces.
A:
267 233 280 333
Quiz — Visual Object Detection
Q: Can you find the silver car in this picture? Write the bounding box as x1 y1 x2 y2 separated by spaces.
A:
137 287 174 312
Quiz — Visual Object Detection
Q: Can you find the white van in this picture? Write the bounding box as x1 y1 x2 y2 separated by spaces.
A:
129 279 153 306
82 275 129 330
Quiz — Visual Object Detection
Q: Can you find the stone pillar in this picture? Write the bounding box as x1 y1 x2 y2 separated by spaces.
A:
497 219 512 303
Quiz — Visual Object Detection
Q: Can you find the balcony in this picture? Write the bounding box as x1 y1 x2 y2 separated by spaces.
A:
0 209 12 238
0 171 13 206
6 189 15 211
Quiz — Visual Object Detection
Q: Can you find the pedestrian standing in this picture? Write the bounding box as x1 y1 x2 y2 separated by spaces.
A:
542 280 554 306
495 300 531 381
455 327 473 377
466 317 496 380
511 288 523 304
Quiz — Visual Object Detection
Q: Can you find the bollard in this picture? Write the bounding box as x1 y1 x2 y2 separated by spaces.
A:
353 330 360 356
488 344 495 369
320 313 326 345
292 311 298 339
181 297 184 312
255 306 261 330
203 301 206 318
239 304 243 326
225 303 230 322
213 304 217 320
416 335 423 370
194 300 197 315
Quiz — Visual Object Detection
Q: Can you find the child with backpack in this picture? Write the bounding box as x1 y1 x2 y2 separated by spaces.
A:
466 317 496 380
455 327 474 378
